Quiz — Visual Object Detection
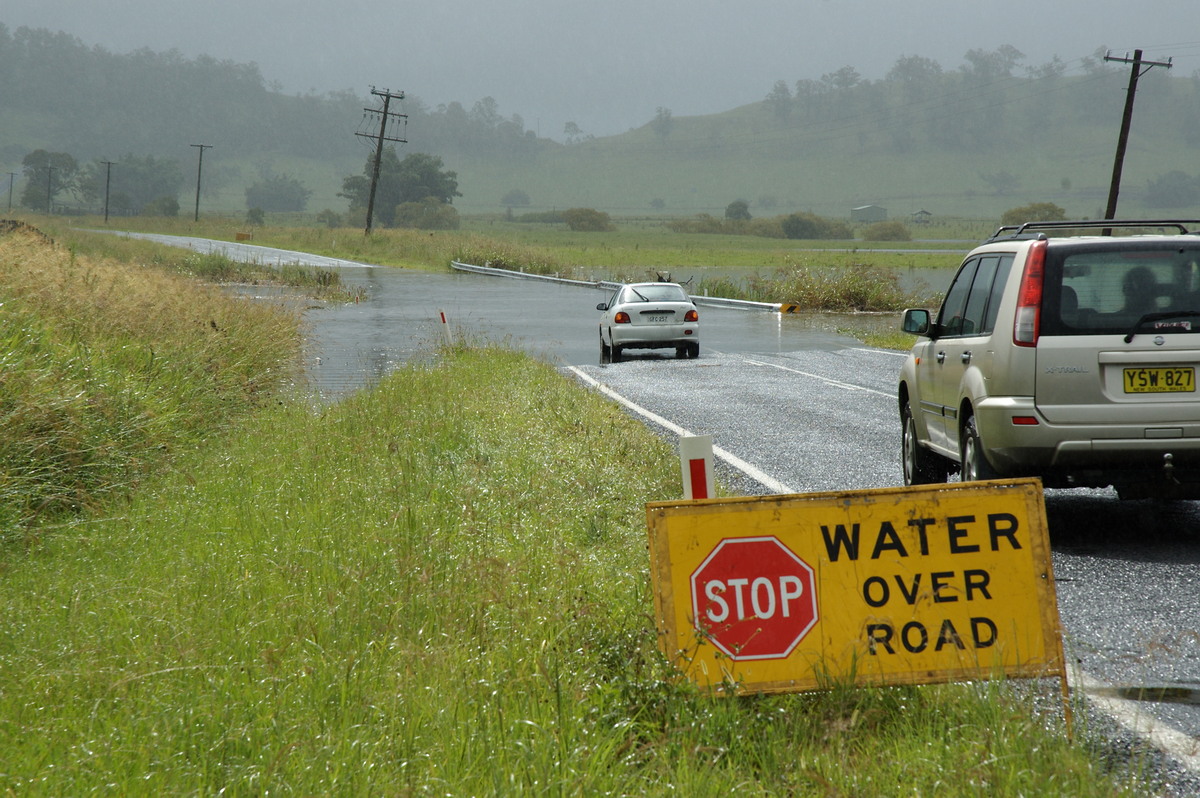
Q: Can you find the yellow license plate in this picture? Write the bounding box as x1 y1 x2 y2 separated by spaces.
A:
1123 366 1196 393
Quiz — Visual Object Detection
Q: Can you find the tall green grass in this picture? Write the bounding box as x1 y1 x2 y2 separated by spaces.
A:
0 337 1149 794
0 230 298 539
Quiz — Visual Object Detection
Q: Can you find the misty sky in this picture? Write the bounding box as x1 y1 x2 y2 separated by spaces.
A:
5 0 1197 140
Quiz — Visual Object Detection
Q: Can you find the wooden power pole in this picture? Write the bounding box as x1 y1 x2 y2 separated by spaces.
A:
190 144 212 222
1103 49 1171 220
356 87 407 235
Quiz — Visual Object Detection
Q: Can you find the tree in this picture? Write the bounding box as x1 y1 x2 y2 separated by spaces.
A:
394 198 460 230
821 65 862 91
339 149 460 228
765 80 793 122
725 199 752 221
781 212 851 240
563 121 586 144
652 107 674 144
143 195 180 217
244 173 311 212
1000 202 1066 226
78 154 183 214
562 208 614 232
861 221 912 241
20 149 79 211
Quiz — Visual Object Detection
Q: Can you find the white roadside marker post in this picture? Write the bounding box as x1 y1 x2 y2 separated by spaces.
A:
679 434 715 500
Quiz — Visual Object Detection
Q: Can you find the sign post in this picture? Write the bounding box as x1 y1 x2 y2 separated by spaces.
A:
647 479 1066 704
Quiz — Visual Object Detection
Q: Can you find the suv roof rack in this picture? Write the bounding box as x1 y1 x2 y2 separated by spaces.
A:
986 219 1200 243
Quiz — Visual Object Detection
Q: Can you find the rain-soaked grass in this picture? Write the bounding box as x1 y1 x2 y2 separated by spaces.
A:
0 217 1164 792
0 330 1152 794
0 228 298 540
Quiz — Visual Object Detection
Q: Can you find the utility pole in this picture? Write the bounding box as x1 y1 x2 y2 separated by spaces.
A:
190 143 212 222
100 160 115 224
355 87 407 235
1103 49 1171 220
6 172 15 213
44 163 54 214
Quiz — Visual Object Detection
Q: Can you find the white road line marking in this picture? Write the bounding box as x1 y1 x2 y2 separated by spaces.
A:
743 358 893 398
566 366 795 495
1070 668 1200 773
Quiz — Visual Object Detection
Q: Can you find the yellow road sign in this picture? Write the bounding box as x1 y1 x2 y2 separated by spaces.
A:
647 479 1065 696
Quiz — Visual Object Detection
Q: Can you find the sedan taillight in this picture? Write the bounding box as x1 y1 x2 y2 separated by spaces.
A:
685 309 699 322
614 311 631 324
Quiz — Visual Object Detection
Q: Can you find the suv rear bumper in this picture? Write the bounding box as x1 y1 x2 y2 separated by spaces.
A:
975 396 1200 487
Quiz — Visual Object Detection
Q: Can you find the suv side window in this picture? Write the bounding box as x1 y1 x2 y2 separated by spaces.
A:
937 258 978 337
937 255 1013 338
981 255 1014 333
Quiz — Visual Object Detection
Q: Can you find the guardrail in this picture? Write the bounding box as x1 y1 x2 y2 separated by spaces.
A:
450 261 781 312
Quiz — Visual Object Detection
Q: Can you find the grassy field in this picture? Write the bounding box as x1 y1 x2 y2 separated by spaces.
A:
39 212 960 304
0 220 1168 794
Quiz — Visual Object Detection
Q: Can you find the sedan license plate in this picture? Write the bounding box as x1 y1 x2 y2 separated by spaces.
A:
643 314 670 323
1123 366 1196 393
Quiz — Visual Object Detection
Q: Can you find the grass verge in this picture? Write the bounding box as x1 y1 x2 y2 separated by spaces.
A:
0 330 1149 794
0 228 299 539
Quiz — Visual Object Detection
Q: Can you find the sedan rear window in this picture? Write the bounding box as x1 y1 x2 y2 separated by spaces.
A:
625 285 688 302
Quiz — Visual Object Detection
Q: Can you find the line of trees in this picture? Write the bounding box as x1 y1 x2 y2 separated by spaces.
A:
15 148 315 216
757 46 1200 157
0 23 549 171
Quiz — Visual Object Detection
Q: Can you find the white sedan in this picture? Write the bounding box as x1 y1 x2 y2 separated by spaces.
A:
596 282 699 362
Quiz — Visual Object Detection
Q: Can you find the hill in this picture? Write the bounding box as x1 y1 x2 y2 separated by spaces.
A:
3 24 1199 222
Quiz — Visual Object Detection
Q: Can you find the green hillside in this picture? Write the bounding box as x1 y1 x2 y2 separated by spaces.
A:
3 24 1199 223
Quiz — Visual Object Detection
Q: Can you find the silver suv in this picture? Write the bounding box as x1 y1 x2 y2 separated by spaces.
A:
898 220 1200 499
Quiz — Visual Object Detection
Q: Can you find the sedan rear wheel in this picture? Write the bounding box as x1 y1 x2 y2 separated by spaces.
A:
600 333 611 364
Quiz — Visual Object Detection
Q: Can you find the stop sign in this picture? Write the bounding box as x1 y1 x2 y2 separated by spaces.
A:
690 536 818 661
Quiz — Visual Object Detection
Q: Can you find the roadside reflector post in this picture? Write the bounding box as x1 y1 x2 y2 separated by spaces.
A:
437 309 453 346
679 434 715 500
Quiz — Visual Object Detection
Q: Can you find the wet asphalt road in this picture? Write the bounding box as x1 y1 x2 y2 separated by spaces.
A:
124 234 1200 792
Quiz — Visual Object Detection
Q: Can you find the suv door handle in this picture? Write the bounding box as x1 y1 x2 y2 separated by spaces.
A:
936 351 946 364
961 351 972 364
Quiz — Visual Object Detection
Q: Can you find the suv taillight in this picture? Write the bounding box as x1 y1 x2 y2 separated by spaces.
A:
1013 239 1047 347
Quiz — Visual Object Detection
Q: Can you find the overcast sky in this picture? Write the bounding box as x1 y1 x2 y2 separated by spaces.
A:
5 0 1198 140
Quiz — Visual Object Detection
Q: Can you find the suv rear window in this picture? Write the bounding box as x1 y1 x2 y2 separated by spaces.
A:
1041 242 1200 336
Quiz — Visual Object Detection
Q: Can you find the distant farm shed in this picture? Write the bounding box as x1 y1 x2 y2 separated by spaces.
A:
911 209 932 224
851 205 887 223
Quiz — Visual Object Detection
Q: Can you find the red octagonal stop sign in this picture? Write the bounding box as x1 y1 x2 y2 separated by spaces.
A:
690 536 818 661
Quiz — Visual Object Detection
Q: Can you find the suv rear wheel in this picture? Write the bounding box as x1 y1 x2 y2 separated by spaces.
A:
902 400 951 485
960 411 999 482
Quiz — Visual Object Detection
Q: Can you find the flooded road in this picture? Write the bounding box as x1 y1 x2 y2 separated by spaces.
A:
297 264 875 399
